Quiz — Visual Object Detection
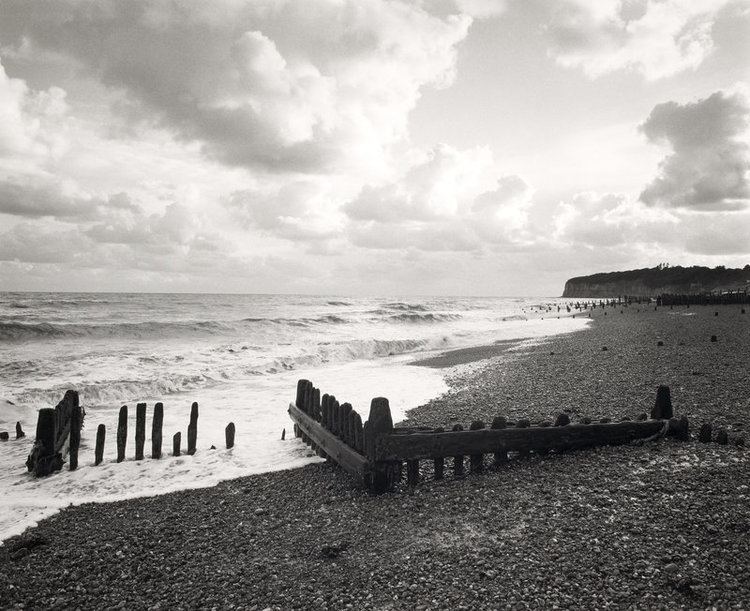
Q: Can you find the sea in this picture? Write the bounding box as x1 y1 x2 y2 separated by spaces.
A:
0 292 590 541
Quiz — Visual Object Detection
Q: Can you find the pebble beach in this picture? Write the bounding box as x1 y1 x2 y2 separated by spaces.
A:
2 304 749 610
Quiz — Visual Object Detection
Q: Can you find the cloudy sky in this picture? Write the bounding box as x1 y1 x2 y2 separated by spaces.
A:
0 0 748 295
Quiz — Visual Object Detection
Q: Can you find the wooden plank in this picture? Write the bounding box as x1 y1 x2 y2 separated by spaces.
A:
376 419 676 461
288 403 368 479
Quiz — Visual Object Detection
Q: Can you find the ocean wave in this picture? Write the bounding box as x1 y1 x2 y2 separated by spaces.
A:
383 302 430 311
13 337 435 406
388 312 462 324
0 320 233 341
16 373 216 407
501 315 528 322
326 300 351 306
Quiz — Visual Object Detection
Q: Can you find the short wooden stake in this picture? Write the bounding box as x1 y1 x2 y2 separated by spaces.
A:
469 420 484 473
651 385 673 419
491 416 508 465
135 402 146 460
95 424 105 466
554 413 570 427
406 459 419 487
281 428 286 441
366 397 397 494
516 418 530 457
173 432 181 456
716 429 728 445
433 427 445 479
698 423 712 443
152 402 164 459
711 335 717 342
452 424 464 477
187 402 198 455
117 405 127 463
15 422 25 439
225 422 236 449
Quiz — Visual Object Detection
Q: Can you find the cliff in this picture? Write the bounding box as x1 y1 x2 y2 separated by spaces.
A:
562 265 750 298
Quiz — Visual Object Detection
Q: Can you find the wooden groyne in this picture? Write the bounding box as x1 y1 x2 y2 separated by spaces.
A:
289 379 692 494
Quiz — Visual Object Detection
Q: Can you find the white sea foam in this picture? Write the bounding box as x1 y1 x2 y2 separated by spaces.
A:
0 293 590 541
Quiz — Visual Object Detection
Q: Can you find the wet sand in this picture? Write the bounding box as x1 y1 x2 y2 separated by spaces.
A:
2 304 749 610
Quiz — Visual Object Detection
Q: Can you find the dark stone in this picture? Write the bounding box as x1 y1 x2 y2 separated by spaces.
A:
0 431 8 441
657 340 664 346
554 413 570 427
710 335 717 342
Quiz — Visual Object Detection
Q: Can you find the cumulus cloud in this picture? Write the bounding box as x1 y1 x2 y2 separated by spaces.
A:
639 90 750 210
0 58 69 166
0 0 471 174
546 0 731 80
227 181 341 243
343 144 532 251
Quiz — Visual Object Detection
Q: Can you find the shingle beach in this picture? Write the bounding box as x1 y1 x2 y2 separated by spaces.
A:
2 304 749 610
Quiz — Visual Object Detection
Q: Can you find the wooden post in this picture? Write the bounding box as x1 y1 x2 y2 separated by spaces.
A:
433 427 445 479
366 397 396 494
716 429 728 445
28 408 56 476
452 424 464 477
95 424 106 466
226 422 236 449
313 388 321 421
406 459 419 487
354 413 363 453
135 402 146 460
340 403 352 444
491 416 507 465
187 402 198 455
69 402 81 471
469 420 484 473
281 428 286 441
152 402 164 459
173 432 181 456
117 405 127 463
555 413 570 427
651 386 673 419
15 422 25 439
321 394 330 428
295 379 307 409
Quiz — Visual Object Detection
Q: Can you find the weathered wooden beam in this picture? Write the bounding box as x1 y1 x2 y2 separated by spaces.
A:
375 418 689 462
173 432 181 456
288 403 368 480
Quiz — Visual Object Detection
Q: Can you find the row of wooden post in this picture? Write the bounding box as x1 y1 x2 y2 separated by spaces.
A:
89 402 235 466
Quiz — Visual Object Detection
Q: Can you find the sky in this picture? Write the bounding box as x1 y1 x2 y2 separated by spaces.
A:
0 0 748 296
